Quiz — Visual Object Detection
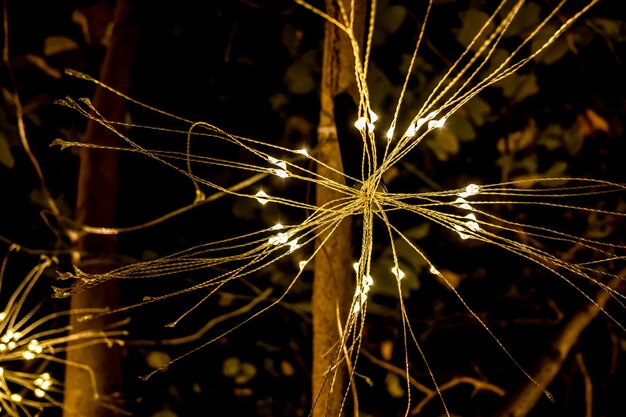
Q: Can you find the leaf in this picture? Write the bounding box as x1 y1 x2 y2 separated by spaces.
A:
485 48 510 76
403 223 430 241
455 9 494 50
152 409 177 417
24 54 62 79
504 2 541 38
234 362 257 384
380 340 393 361
466 96 491 126
146 351 171 369
497 73 539 102
379 5 407 35
590 18 624 39
447 113 476 141
576 109 610 137
537 124 564 151
44 36 79 56
284 61 315 94
0 131 15 168
436 269 462 289
563 128 584 156
426 128 459 161
539 161 568 187
385 373 405 398
223 357 241 377
496 120 537 153
531 24 569 64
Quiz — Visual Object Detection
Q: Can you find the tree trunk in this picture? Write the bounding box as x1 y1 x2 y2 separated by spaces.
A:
312 2 366 416
63 1 137 415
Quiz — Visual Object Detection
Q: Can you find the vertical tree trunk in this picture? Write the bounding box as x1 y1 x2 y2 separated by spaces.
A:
313 2 366 416
63 1 137 415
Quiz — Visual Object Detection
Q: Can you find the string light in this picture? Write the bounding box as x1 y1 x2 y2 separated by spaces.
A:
52 2 625 415
391 266 405 280
459 183 480 198
255 190 270 205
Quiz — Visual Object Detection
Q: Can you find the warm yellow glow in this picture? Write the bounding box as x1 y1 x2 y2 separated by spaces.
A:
255 190 270 205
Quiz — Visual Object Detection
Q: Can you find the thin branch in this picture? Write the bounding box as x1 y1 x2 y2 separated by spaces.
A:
494 272 626 417
362 350 505 416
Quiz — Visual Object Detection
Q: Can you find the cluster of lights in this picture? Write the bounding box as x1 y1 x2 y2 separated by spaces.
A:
401 111 446 139
454 184 481 240
267 224 300 253
354 109 378 132
33 373 53 398
22 339 43 360
0 367 53 403
267 156 290 179
352 262 374 314
0 329 22 352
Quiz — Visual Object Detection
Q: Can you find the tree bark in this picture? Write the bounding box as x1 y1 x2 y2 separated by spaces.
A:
312 2 366 416
63 1 137 415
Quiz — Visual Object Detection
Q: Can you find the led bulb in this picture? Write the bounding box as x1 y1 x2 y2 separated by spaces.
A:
404 122 417 138
464 213 480 232
274 169 290 178
391 266 405 280
268 233 288 246
386 126 395 139
299 261 307 270
363 275 374 288
454 197 473 211
296 148 309 157
368 109 378 123
354 117 367 131
255 190 270 205
428 117 446 129
271 223 284 230
459 183 480 198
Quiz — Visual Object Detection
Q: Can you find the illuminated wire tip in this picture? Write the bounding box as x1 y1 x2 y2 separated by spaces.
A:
368 109 378 123
455 213 481 240
454 197 473 210
267 156 287 170
428 117 446 129
255 190 270 205
296 148 309 157
354 116 375 132
391 266 405 280
459 183 480 198
354 117 367 131
404 122 417 138
288 239 300 253
268 233 288 246
273 168 290 178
